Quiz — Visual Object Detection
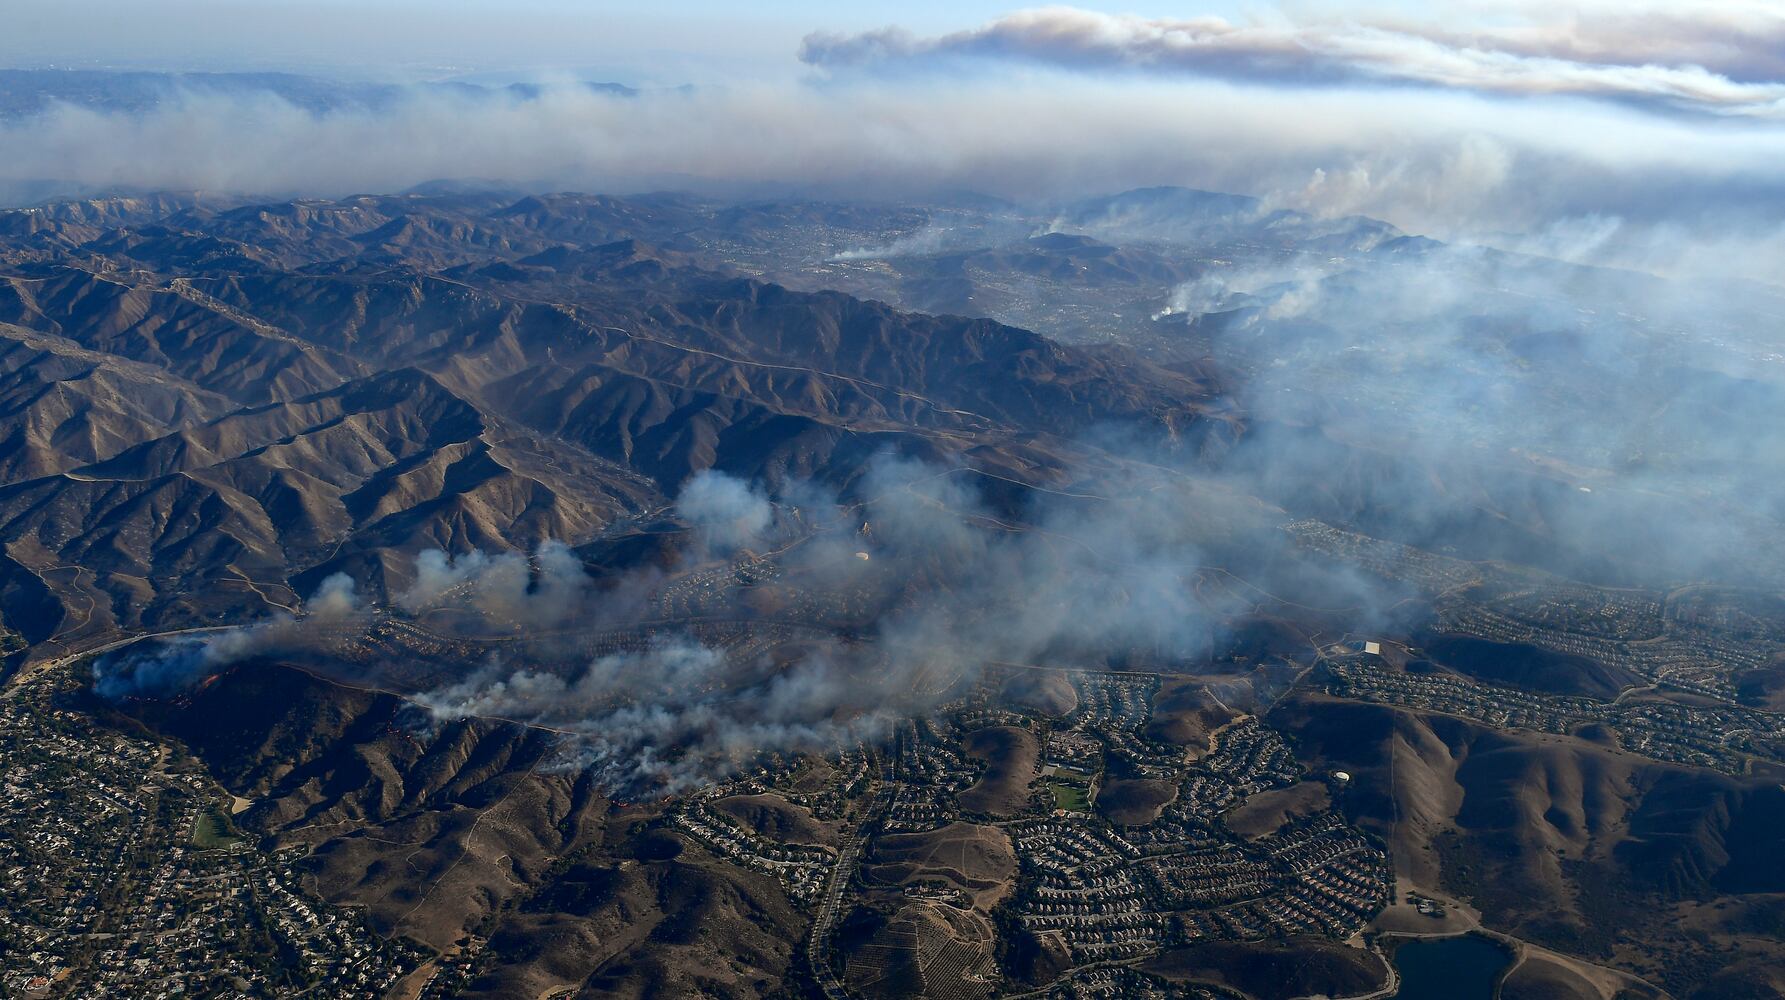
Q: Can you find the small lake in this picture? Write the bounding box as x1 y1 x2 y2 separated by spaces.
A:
1391 934 1513 1000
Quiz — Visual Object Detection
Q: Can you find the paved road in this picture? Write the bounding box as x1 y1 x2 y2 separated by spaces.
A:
807 754 899 1000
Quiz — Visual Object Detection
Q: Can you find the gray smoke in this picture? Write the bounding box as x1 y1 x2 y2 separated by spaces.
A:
676 470 774 553
92 572 362 698
414 637 896 793
368 457 1306 793
306 572 362 620
1146 235 1785 590
93 327 1785 789
396 540 591 628
2 74 1784 282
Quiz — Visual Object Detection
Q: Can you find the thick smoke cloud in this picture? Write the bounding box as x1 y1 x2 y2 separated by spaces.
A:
553 459 1296 790
676 470 774 553
801 5 1785 119
89 451 1369 795
376 355 1785 792
3 73 1785 281
306 572 361 619
414 638 896 793
396 541 590 627
91 628 271 701
91 325 1785 789
1145 237 1785 590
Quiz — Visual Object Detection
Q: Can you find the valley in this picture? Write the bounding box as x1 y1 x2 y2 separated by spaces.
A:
0 185 1782 999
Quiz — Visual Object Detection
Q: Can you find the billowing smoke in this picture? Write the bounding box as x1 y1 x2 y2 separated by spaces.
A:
93 355 1785 795
245 459 1310 793
85 241 1785 795
364 442 1485 796
396 540 591 627
92 573 363 698
676 470 773 553
91 629 265 700
413 637 896 793
844 455 1355 679
306 572 361 620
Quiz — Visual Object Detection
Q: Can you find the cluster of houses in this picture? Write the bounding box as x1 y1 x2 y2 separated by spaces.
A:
0 679 422 997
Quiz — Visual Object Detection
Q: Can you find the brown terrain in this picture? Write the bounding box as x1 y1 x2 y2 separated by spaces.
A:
957 726 1038 818
845 823 1016 999
1272 691 1785 997
5 187 1785 999
1143 937 1388 999
1223 780 1330 840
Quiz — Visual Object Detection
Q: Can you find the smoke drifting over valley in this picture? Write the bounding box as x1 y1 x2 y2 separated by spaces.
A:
407 637 885 793
68 181 1785 794
4 3 1785 283
87 446 1370 793
395 541 592 627
16 9 1785 998
92 572 362 698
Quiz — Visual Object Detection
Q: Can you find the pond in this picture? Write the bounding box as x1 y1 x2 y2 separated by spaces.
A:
1392 934 1514 999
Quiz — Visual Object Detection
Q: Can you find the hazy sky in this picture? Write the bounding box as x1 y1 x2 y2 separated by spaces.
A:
3 1 1783 281
4 1 1249 82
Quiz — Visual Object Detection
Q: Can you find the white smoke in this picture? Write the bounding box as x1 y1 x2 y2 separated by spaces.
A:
396 540 590 627
414 637 896 793
676 469 774 552
831 226 955 261
305 572 361 620
373 459 1260 793
1152 264 1328 321
2 75 1784 282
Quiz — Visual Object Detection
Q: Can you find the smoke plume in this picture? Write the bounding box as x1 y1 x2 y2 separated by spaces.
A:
676 470 774 553
92 573 362 698
396 541 591 628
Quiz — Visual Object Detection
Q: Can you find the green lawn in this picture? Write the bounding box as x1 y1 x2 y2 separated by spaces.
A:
191 808 246 850
1048 780 1091 812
